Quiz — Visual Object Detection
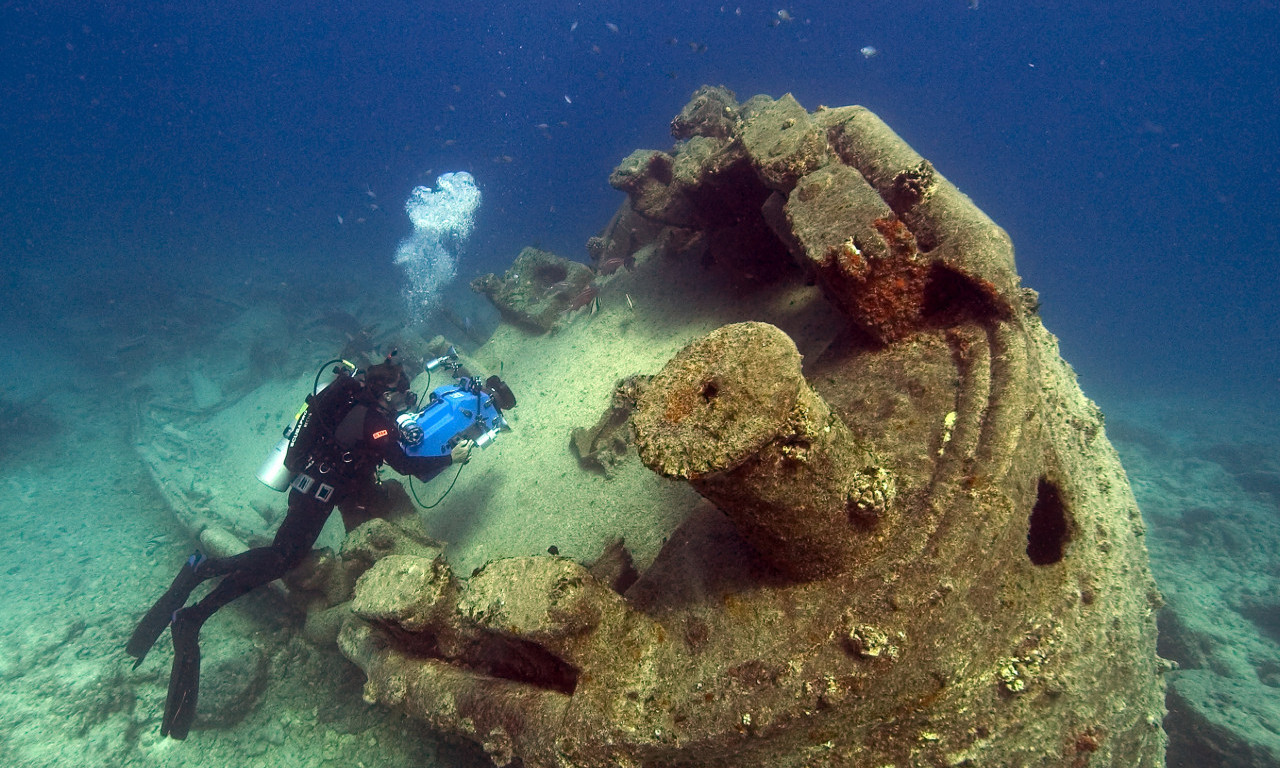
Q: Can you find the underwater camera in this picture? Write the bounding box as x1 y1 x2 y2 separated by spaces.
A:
398 372 516 457
396 348 516 458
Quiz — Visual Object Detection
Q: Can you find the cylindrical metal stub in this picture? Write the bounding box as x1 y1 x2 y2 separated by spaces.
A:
635 322 891 579
634 322 802 478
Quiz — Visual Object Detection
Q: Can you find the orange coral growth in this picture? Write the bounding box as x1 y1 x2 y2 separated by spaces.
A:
1070 726 1105 768
855 258 930 340
872 216 918 259
811 218 932 342
826 238 867 280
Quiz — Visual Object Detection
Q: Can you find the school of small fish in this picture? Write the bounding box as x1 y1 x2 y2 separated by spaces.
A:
333 4 940 223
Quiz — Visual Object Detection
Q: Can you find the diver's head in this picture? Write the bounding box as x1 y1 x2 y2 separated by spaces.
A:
364 353 416 413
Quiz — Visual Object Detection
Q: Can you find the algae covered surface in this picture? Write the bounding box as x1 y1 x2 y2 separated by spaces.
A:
1 3 1277 757
2 90 1171 768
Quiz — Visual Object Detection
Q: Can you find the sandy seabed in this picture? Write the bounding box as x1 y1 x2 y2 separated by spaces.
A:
2 256 1278 766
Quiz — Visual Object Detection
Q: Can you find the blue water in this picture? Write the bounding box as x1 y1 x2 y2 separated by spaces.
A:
2 1 1278 765
4 1 1276 398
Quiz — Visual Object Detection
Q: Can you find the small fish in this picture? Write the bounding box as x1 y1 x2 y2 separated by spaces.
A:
570 21 578 32
564 94 573 104
568 283 599 311
599 255 628 275
364 184 376 198
605 21 619 33
534 122 550 130
497 89 507 98
860 45 878 59
337 214 344 225
777 9 792 21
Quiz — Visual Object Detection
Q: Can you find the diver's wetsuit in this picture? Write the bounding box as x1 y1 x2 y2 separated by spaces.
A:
181 400 450 625
128 388 452 739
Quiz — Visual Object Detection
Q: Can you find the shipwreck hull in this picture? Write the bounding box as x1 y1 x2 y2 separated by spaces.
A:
334 89 1167 767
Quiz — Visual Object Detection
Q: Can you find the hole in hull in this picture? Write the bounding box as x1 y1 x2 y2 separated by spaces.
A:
1027 477 1070 566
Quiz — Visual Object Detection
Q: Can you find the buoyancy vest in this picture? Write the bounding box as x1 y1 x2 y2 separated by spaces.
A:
283 374 363 474
328 403 387 479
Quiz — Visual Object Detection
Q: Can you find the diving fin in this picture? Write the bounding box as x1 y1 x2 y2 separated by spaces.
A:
125 552 206 669
161 609 201 740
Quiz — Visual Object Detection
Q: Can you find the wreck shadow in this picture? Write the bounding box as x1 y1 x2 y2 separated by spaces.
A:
624 502 794 615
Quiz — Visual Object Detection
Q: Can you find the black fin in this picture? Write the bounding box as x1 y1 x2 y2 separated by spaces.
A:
161 612 201 740
126 553 205 669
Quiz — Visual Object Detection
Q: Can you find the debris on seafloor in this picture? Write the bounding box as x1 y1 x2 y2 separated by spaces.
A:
471 247 596 332
570 375 650 479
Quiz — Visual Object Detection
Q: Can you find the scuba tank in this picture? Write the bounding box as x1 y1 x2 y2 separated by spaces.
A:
256 430 297 491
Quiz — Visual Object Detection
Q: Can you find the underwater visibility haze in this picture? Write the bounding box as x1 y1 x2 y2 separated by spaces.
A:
0 1 1278 766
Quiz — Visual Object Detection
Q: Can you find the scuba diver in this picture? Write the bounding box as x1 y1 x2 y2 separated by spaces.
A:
125 353 477 740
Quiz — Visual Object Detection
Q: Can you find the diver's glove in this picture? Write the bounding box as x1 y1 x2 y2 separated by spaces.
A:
450 439 475 465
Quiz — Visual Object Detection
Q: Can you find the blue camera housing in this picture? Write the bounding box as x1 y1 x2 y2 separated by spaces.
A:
401 379 508 457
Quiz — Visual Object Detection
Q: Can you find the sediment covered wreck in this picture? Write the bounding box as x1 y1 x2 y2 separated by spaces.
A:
137 87 1168 767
